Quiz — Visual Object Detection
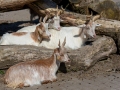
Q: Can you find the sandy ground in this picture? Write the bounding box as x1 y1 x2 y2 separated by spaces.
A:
0 9 120 90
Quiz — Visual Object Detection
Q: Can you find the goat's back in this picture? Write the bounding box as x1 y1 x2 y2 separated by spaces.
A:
0 33 38 45
39 27 83 49
17 24 39 32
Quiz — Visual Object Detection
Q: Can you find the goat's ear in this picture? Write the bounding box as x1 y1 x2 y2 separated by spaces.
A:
54 53 57 60
39 17 42 23
62 37 66 47
79 28 84 36
43 15 48 23
58 39 61 48
37 25 43 34
57 10 61 16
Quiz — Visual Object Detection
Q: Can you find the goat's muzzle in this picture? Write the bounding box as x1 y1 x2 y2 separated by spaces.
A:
56 27 61 31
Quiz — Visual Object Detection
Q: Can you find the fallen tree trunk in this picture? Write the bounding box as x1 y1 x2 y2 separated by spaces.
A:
27 0 88 25
0 36 117 71
0 0 36 12
27 0 120 27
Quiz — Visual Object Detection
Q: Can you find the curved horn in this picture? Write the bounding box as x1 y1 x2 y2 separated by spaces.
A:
86 11 93 20
57 10 61 16
92 15 101 21
43 15 48 23
39 17 42 23
56 5 58 16
60 6 67 13
57 5 58 10
61 6 65 11
62 37 66 47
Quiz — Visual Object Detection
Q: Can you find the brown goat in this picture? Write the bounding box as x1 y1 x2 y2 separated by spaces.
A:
4 37 70 89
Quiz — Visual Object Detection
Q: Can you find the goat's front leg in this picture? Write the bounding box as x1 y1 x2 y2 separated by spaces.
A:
52 78 57 82
41 80 53 84
51 75 57 82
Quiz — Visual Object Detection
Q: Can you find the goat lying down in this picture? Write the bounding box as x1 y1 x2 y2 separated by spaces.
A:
0 22 51 46
41 15 101 49
4 38 70 89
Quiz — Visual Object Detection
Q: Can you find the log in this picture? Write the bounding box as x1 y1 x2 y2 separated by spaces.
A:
117 34 120 54
0 36 117 71
27 0 88 24
0 0 36 12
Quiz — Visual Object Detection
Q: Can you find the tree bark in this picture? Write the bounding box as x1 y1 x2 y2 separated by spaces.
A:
0 0 36 11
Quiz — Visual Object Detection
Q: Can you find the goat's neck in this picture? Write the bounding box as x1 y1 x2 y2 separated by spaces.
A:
49 54 61 69
79 29 87 40
53 54 61 68
31 30 42 43
45 54 60 71
45 54 60 66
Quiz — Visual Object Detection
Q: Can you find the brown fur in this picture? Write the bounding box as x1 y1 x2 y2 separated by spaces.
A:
30 54 55 67
30 23 45 43
12 32 27 36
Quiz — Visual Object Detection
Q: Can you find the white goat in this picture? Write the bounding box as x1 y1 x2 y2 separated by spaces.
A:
17 10 61 32
4 38 70 89
39 15 102 49
0 22 51 46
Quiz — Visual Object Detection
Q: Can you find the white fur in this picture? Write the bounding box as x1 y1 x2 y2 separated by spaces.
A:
40 27 83 49
17 24 39 32
0 33 39 46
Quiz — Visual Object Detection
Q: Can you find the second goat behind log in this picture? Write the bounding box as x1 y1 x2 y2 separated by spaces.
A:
4 37 70 89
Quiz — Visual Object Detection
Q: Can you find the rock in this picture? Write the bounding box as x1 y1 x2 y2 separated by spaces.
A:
92 0 120 20
106 54 120 72
95 19 120 53
0 36 117 71
67 36 117 71
117 33 120 54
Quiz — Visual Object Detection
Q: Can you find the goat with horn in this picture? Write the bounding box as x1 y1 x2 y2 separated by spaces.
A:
39 14 102 50
17 11 61 32
4 37 70 89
